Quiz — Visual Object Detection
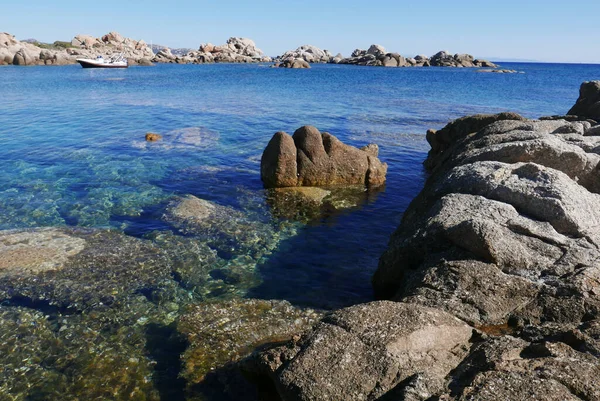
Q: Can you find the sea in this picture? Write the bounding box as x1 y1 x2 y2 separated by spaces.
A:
0 62 599 399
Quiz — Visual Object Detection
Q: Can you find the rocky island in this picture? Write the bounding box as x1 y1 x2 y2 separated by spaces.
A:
274 43 497 68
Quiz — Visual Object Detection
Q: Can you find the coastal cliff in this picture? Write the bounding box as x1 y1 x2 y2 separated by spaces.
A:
241 81 600 400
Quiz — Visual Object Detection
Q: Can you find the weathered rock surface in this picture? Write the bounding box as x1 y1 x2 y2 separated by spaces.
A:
568 80 600 121
376 114 600 328
243 302 474 400
276 58 311 69
261 126 387 188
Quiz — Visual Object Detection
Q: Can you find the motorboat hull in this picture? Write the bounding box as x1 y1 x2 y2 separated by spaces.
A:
76 59 128 69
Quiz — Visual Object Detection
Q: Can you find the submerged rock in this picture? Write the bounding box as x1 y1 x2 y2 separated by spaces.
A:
265 185 383 222
261 126 387 188
0 227 173 310
163 195 280 260
178 299 322 390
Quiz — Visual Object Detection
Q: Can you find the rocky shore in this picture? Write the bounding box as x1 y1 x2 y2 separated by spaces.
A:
0 31 154 66
2 31 497 69
234 81 600 400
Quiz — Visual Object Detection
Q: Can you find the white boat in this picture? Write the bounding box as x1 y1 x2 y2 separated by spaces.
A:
76 53 128 69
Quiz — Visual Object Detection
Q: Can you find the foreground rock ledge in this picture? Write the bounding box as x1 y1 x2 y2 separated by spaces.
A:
260 125 387 188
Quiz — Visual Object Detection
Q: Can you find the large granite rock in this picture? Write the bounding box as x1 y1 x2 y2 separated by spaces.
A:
567 80 600 121
276 45 332 63
375 114 600 328
155 37 272 64
276 58 311 69
261 126 387 188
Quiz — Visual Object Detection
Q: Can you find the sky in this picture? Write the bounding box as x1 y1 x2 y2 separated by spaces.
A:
1 0 600 63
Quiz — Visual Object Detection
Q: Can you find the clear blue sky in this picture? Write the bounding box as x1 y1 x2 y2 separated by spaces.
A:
2 0 599 63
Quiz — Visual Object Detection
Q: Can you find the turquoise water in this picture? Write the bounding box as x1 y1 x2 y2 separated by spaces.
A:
2 62 600 400
1 62 600 307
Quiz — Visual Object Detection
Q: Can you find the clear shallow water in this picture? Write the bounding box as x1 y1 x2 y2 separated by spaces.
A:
2 61 600 400
1 62 600 309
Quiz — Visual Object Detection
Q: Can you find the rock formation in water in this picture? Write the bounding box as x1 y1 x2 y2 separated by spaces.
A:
242 82 600 400
0 31 154 66
261 125 387 188
275 45 333 64
273 58 311 69
152 37 272 64
336 44 497 68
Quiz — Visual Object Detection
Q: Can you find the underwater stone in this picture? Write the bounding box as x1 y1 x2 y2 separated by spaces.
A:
0 228 85 274
163 195 280 260
0 227 173 310
177 298 322 389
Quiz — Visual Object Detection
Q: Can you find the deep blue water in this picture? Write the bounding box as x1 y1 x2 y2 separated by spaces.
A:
1 61 599 309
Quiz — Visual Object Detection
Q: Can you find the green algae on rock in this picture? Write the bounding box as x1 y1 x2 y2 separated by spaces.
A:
177 299 322 390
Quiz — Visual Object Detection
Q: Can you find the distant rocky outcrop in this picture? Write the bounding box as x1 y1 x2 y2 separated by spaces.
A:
336 44 497 68
274 58 311 68
0 31 154 66
260 125 387 188
152 37 272 64
243 83 600 400
275 45 332 64
69 31 154 64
